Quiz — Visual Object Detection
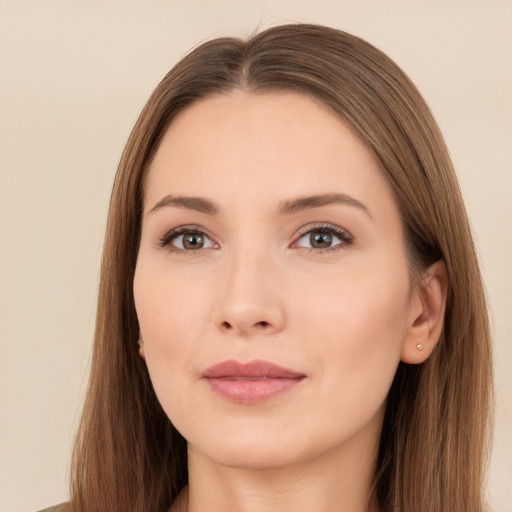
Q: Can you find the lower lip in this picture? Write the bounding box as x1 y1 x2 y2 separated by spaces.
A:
205 377 304 404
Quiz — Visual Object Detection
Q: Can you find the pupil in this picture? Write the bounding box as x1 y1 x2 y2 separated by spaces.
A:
310 231 332 248
183 233 204 249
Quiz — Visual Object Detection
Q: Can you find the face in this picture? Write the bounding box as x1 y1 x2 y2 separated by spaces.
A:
134 91 416 470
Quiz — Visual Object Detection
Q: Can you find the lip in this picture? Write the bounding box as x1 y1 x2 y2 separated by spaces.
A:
202 359 306 404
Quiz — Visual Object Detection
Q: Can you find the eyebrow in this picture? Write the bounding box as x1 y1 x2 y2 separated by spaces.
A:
148 195 218 215
278 193 371 218
148 192 370 218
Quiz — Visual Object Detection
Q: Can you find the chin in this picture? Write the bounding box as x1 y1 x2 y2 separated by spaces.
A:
186 419 346 471
193 436 305 470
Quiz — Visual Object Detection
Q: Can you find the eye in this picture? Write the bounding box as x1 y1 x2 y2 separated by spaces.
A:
294 225 353 252
173 232 215 250
159 227 216 251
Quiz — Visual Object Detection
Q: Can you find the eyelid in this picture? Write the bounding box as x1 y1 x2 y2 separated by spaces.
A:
158 224 219 253
156 222 353 254
291 223 353 252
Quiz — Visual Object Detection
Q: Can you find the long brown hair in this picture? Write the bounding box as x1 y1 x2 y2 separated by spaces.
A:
69 24 493 512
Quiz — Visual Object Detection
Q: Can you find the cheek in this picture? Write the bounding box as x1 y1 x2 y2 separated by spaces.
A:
133 261 214 379
294 264 410 391
135 258 208 335
133 263 214 424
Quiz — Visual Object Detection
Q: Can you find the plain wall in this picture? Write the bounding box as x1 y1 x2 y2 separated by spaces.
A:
1 1 511 511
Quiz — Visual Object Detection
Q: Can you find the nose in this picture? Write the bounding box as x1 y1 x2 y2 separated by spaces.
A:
213 249 286 337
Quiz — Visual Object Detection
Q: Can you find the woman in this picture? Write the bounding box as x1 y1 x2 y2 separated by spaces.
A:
49 23 492 512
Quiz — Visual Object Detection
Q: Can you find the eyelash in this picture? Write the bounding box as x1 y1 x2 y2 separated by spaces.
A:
157 225 216 255
158 223 353 254
293 223 353 253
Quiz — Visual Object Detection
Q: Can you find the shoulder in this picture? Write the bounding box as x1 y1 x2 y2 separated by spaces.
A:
35 505 67 512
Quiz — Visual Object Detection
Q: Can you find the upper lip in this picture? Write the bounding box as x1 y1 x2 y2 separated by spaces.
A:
202 359 305 379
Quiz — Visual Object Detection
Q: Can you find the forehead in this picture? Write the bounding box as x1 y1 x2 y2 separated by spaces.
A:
145 90 395 215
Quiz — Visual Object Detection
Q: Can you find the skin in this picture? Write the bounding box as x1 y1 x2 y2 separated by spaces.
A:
133 91 446 512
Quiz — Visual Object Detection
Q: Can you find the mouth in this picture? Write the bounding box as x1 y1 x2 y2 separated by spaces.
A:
201 359 306 404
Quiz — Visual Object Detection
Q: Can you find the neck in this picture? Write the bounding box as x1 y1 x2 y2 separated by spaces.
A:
172 424 381 512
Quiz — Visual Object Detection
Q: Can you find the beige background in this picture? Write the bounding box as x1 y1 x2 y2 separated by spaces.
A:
1 1 511 511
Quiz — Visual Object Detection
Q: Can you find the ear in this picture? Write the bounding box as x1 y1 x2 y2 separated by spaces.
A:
138 334 146 360
401 260 448 364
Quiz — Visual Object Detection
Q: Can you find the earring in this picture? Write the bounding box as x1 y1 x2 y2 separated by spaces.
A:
138 339 144 355
416 343 424 351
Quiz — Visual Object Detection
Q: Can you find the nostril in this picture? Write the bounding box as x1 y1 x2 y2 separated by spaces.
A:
219 319 272 332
